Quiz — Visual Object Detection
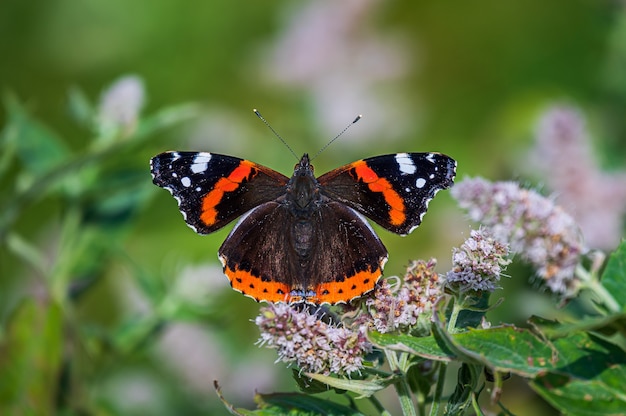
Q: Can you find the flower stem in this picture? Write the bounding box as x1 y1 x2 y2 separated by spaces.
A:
576 264 620 313
385 350 418 416
447 299 463 333
368 395 391 416
428 297 460 415
429 362 447 416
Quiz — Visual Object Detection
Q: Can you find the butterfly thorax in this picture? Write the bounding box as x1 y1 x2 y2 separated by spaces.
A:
286 154 321 213
283 154 322 261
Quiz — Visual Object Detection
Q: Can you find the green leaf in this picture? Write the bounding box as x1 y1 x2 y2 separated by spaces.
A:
406 358 437 396
214 381 366 416
454 291 491 330
67 86 95 128
370 326 559 377
529 314 626 338
111 315 166 354
443 326 559 377
6 232 48 275
131 102 202 142
0 125 17 180
531 332 626 416
445 363 482 416
600 241 626 312
293 370 336 395
368 331 456 362
0 299 63 415
255 392 365 416
302 372 394 398
3 94 71 176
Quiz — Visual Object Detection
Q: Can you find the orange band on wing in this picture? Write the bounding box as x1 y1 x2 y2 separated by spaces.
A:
352 161 406 226
200 161 255 226
224 262 381 305
310 267 381 305
224 265 292 303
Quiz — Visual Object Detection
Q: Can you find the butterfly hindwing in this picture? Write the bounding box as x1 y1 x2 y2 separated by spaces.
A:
306 201 388 304
318 152 456 235
218 198 387 304
150 151 289 234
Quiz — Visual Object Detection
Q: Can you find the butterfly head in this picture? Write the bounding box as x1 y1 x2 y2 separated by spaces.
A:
289 154 319 210
294 153 313 175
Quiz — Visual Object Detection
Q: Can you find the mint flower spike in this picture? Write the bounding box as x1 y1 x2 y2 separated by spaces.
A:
451 177 585 295
255 303 372 376
445 227 511 293
533 106 626 250
366 259 442 333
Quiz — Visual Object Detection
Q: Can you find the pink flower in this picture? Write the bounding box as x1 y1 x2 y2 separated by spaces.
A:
452 177 585 295
531 106 626 250
255 304 372 376
445 228 511 293
366 259 442 333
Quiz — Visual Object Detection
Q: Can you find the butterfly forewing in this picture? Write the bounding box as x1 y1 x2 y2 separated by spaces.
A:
150 151 289 234
318 152 456 235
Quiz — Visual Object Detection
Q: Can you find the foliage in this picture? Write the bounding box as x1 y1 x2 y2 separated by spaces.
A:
0 82 204 414
1 78 626 415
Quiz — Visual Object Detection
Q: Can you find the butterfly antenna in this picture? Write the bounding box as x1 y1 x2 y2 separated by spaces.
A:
311 114 362 161
254 109 299 160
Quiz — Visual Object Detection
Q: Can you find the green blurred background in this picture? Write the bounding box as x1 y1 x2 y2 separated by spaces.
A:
1 0 625 414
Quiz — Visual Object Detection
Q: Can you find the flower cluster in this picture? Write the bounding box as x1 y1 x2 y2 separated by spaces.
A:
445 228 511 293
451 177 585 294
255 303 372 376
366 259 442 333
532 106 626 250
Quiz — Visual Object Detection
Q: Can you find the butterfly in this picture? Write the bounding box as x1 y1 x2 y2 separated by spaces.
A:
150 151 456 304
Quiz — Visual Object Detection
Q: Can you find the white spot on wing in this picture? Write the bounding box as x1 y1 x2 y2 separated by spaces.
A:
181 177 191 187
426 153 436 163
415 178 427 188
395 153 417 175
191 153 211 174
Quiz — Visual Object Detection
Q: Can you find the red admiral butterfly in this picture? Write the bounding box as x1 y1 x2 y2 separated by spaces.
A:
150 151 456 304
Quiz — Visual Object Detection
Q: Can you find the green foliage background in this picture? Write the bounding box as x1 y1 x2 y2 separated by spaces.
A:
1 1 625 414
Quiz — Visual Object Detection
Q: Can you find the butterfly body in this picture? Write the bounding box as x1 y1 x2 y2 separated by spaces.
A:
150 151 456 304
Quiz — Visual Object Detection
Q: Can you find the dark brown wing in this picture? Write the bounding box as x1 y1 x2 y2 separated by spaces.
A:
217 199 387 305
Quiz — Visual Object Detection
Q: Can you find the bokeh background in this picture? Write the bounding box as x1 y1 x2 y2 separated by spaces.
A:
1 0 625 414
